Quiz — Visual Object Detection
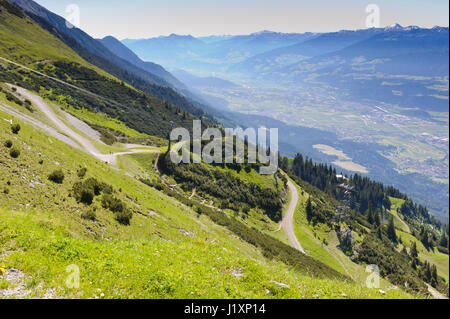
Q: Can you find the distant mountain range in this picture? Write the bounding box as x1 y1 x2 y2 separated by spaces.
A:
272 26 449 77
122 25 448 114
230 28 386 74
122 31 318 72
123 25 448 78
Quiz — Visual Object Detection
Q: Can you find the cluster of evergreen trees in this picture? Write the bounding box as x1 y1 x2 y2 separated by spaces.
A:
281 154 339 195
0 58 209 140
357 220 447 295
283 153 446 238
159 153 283 221
284 154 392 215
407 241 441 290
400 200 437 228
363 201 397 243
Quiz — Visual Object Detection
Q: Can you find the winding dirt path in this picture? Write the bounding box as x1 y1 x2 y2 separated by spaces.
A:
279 177 355 277
395 213 411 234
3 86 159 165
281 179 306 255
427 284 448 299
0 102 81 150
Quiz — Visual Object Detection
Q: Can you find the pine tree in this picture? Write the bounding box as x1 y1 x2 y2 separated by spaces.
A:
410 241 418 259
306 197 313 222
374 211 381 227
424 262 432 282
431 264 438 286
401 246 408 255
421 231 429 249
387 217 397 243
411 258 417 270
367 201 374 224
377 227 383 240
366 201 373 217
439 233 448 248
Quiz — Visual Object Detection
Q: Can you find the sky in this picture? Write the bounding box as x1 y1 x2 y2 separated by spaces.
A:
35 0 449 39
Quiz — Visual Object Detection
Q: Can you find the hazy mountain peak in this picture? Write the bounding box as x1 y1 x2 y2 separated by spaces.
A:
251 30 276 35
404 25 420 31
431 25 449 32
385 23 404 31
168 33 195 39
102 35 119 41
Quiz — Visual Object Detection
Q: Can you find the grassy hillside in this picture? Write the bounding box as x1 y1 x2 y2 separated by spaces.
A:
0 89 415 299
0 208 414 299
397 230 449 282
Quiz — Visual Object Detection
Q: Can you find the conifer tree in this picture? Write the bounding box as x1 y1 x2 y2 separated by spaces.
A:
306 197 313 222
411 258 417 270
374 211 381 227
430 264 438 287
421 231 430 249
366 201 373 216
424 262 432 282
439 233 448 248
367 201 374 224
410 241 418 259
377 227 383 240
401 246 408 255
387 216 397 243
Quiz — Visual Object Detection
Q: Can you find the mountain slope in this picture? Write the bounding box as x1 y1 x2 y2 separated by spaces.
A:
1 0 447 300
98 36 186 90
10 0 170 86
10 0 216 120
0 86 415 298
96 35 229 123
1 4 357 294
172 69 241 89
0 1 203 137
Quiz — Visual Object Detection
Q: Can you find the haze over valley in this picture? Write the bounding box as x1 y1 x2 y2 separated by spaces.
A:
122 26 449 221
